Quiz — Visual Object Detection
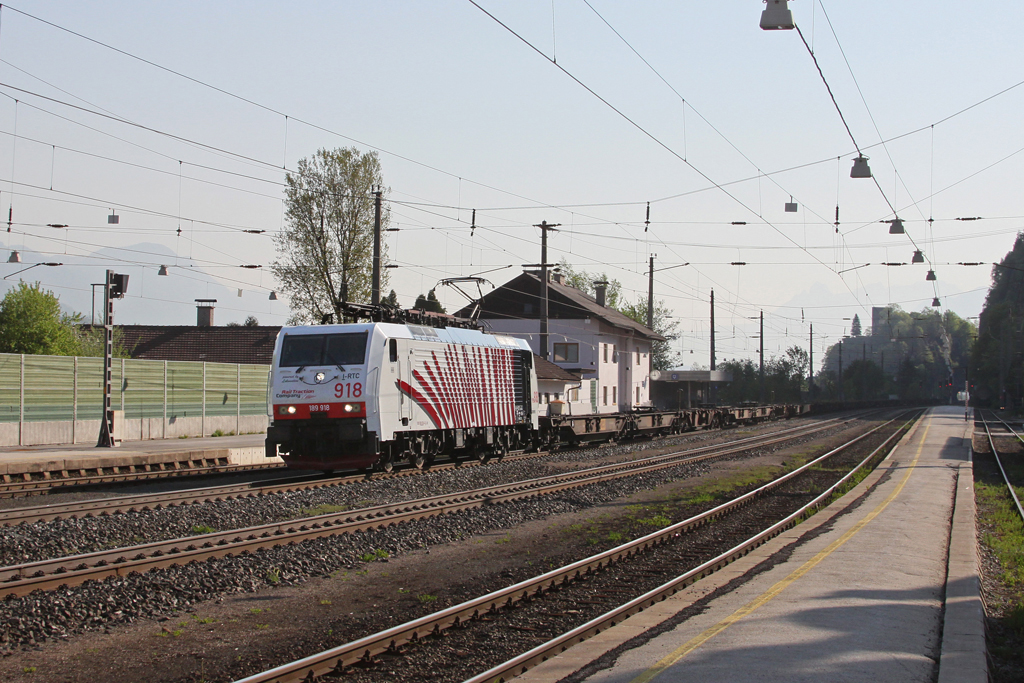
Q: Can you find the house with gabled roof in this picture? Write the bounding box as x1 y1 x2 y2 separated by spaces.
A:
455 270 665 414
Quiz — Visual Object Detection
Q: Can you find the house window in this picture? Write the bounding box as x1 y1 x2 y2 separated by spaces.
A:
636 349 640 365
553 343 579 363
603 386 608 405
603 344 608 363
612 387 617 404
568 387 579 402
612 345 618 362
636 386 640 403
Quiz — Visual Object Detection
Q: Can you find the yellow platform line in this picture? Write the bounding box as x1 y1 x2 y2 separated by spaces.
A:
629 417 931 683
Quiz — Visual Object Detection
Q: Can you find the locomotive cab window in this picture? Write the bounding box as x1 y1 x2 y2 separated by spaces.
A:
279 332 369 367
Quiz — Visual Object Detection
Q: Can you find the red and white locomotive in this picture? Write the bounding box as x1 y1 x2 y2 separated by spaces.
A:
265 322 539 472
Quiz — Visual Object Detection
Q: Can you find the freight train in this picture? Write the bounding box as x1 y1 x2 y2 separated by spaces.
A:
264 321 809 472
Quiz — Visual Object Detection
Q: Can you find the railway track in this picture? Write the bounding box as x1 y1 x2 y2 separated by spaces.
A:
0 413 862 527
977 410 1024 524
0 457 285 498
231 410 919 683
0 413 872 596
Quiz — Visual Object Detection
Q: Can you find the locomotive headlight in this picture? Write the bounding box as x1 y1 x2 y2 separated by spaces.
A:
279 405 297 415
343 403 362 413
315 372 325 383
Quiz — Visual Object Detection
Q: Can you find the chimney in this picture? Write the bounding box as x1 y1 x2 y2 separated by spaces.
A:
550 271 564 285
196 299 217 327
593 280 608 308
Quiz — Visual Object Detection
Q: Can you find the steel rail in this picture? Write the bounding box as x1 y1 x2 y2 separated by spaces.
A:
230 411 916 683
463 411 920 683
979 410 1024 524
0 414 857 527
0 460 285 498
0 414 869 596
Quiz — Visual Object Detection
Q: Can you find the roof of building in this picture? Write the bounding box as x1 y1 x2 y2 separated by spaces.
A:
534 355 582 382
86 325 281 365
456 271 665 341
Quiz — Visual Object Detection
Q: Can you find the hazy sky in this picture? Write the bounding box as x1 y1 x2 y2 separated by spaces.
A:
0 1 1021 370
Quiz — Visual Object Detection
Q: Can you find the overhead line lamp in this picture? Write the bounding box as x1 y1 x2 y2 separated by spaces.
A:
7 250 20 263
850 155 872 178
932 298 941 307
269 291 278 301
926 270 937 281
158 265 169 276
760 0 795 30
888 218 905 234
912 250 925 264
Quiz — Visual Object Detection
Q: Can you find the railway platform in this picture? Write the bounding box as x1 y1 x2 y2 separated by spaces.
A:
0 433 278 487
516 406 986 683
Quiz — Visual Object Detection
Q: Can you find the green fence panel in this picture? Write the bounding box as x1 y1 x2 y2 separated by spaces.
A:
23 356 75 422
167 361 203 420
75 356 105 423
0 353 270 428
240 365 269 417
0 355 21 424
123 359 166 420
205 363 238 418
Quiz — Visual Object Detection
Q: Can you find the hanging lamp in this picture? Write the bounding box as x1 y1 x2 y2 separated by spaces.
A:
157 265 168 276
785 196 798 212
107 210 119 225
888 218 905 234
760 0 795 30
926 270 937 281
7 250 20 263
912 250 924 264
850 155 872 178
932 297 941 307
269 291 278 301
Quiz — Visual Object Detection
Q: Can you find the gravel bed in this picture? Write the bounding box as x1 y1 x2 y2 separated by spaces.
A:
0 419 839 567
0 418 858 652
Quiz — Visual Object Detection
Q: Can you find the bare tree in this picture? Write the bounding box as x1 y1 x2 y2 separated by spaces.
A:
271 148 389 324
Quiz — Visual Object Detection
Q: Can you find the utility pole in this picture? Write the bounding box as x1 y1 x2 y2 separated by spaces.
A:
710 289 716 371
371 187 382 306
647 255 655 330
838 339 844 402
535 221 560 361
759 310 765 404
809 323 814 399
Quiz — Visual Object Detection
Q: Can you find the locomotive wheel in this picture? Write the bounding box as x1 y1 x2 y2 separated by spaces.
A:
378 452 394 473
413 452 428 469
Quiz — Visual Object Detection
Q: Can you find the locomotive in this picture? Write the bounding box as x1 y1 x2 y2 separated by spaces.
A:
265 317 810 473
265 321 538 472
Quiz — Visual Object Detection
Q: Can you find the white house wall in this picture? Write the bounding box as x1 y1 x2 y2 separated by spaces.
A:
480 317 652 415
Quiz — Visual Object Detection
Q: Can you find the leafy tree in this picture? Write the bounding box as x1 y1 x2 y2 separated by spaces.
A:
271 147 389 325
558 259 622 309
971 232 1024 406
414 289 446 314
382 289 400 309
717 345 807 404
0 282 83 355
819 306 974 402
850 314 862 336
618 296 680 371
227 315 260 327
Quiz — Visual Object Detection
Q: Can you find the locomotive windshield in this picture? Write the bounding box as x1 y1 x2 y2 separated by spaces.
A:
279 332 368 368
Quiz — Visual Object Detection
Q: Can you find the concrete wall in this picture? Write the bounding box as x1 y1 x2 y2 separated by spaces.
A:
0 415 268 447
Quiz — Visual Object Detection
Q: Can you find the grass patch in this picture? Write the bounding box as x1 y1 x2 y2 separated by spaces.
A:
417 593 438 604
300 503 349 517
191 525 216 535
266 567 280 584
248 607 264 614
359 548 390 562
